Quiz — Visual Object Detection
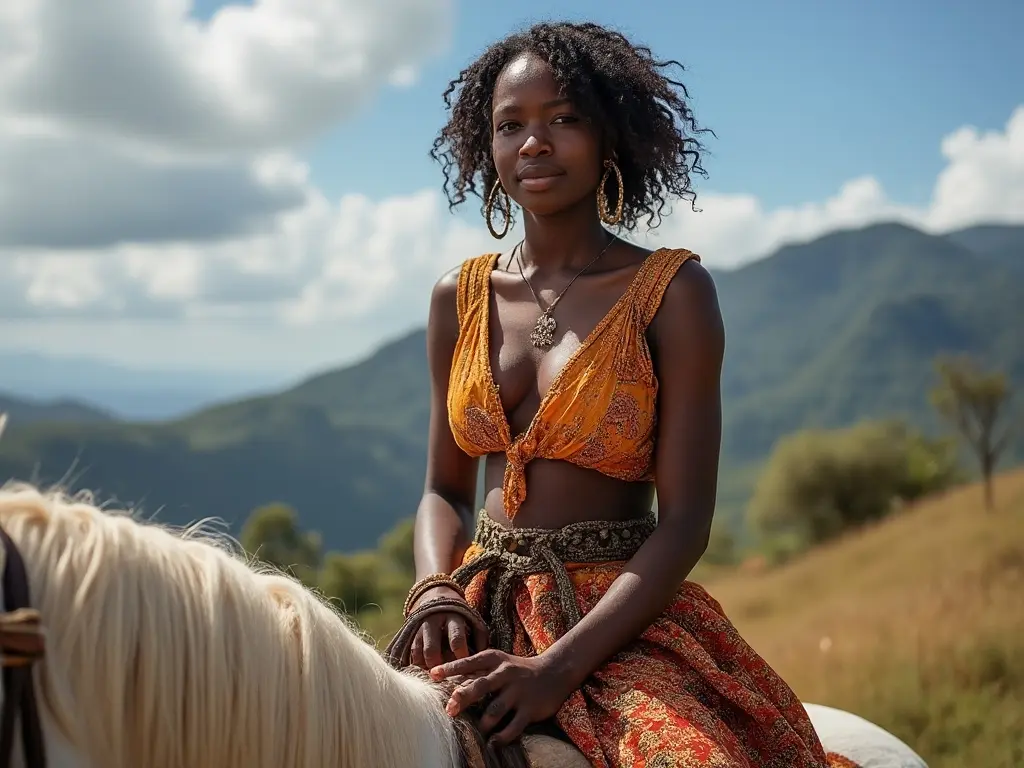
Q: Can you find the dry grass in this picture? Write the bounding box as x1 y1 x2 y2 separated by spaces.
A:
701 469 1024 768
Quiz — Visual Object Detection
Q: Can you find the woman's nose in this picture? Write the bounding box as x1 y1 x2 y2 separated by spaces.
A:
519 130 552 157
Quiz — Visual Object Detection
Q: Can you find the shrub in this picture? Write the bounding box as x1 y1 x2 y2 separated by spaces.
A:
319 551 386 614
748 420 962 560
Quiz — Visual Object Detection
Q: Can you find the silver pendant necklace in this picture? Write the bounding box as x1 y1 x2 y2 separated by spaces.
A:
512 234 616 349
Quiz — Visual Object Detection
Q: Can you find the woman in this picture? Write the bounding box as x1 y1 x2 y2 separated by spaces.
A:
403 21 834 768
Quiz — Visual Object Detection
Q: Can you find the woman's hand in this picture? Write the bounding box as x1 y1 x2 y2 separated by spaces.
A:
409 585 489 670
429 649 574 746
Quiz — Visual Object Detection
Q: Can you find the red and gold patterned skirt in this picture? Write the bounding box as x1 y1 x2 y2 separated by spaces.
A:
454 513 855 768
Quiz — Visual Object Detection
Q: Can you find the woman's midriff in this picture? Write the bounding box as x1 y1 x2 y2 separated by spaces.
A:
481 453 655 529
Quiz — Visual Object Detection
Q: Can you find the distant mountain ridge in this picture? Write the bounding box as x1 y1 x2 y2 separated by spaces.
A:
945 224 1024 274
713 222 1024 461
0 350 286 420
0 221 1021 551
0 393 114 426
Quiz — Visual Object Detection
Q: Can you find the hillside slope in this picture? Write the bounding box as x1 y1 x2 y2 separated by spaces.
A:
0 394 114 425
174 330 429 446
716 222 1024 462
946 224 1024 274
706 470 1024 768
0 413 425 549
0 222 1021 550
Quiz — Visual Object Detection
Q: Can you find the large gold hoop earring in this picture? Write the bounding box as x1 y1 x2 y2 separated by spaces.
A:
597 159 624 226
485 179 512 239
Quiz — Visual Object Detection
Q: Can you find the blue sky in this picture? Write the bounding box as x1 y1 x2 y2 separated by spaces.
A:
0 0 1021 376
202 0 1024 211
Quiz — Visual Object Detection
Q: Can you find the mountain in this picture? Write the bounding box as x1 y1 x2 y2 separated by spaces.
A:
0 337 431 552
714 222 1024 462
0 393 114 425
946 224 1024 274
175 330 430 443
0 222 1021 551
0 350 286 420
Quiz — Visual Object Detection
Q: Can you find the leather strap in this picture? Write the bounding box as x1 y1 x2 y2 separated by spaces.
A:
383 596 490 669
0 525 47 768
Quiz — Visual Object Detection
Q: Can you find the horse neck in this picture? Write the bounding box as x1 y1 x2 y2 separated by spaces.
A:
48 564 465 768
2 503 459 767
0 633 459 768
362 661 463 768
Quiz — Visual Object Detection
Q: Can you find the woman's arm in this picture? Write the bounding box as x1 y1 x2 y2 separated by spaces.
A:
414 267 480 578
409 267 486 668
543 258 726 689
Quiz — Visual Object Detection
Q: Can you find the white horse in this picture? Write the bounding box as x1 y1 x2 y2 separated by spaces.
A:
0 476 928 768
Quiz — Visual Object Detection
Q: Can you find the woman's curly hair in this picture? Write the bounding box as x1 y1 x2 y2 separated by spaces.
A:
430 21 713 232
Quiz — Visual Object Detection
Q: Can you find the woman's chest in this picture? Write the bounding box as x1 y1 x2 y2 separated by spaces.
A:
486 289 631 433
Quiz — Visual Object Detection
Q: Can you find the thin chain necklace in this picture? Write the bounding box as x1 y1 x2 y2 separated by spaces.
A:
511 233 616 349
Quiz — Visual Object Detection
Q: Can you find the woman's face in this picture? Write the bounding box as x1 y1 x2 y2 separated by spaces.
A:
490 52 603 218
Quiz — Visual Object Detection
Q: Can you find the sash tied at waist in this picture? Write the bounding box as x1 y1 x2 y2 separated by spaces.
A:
450 510 657 654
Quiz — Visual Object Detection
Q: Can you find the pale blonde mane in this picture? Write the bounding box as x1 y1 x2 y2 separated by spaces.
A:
0 481 459 768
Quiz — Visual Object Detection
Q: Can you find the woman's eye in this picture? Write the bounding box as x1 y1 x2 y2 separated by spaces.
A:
496 122 520 133
553 115 578 124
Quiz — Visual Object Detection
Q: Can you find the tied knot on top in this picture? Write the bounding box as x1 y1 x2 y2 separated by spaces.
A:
450 512 656 654
501 434 538 520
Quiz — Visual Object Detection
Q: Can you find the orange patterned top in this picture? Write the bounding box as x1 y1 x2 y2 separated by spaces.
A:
447 247 700 520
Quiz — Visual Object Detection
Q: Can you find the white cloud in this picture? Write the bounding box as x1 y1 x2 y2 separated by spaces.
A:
4 105 1024 336
0 0 451 250
926 109 1024 232
0 187 494 325
0 1 1021 372
649 106 1024 267
0 0 452 153
0 128 310 249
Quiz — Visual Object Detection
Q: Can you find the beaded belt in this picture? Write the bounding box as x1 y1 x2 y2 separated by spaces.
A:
450 510 656 654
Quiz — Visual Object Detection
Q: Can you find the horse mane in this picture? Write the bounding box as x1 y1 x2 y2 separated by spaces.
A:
0 481 461 768
401 667 534 768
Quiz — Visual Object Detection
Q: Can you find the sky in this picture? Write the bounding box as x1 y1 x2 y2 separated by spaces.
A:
1 0 1022 380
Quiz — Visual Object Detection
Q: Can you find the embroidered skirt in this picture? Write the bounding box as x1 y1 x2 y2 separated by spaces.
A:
451 512 852 768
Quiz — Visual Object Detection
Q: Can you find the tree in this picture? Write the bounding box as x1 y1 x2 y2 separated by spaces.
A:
239 502 322 587
930 356 1013 511
319 551 384 614
376 517 415 580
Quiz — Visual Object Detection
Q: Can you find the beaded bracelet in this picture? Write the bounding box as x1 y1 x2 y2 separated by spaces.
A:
402 573 466 618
